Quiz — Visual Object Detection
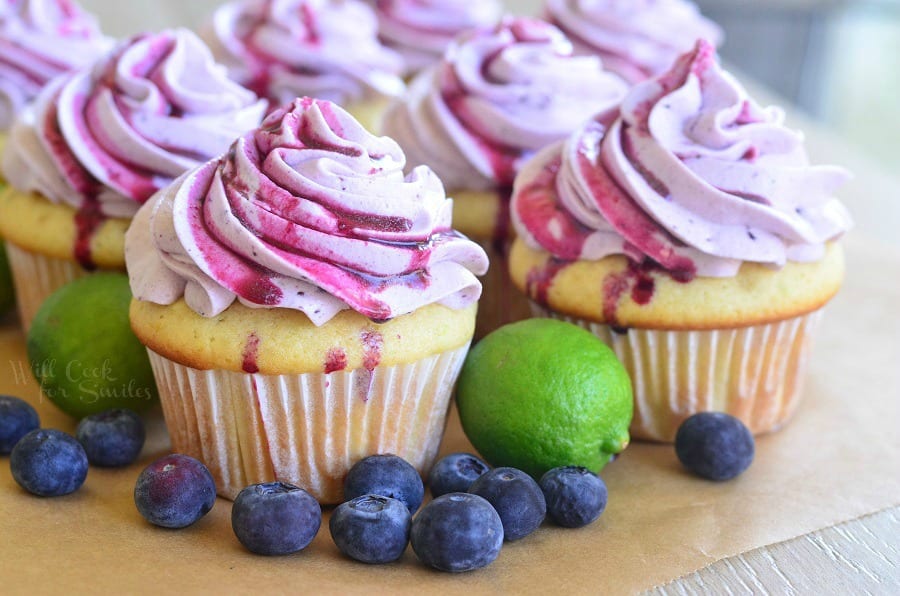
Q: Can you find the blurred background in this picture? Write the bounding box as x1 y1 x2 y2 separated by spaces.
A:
79 0 899 172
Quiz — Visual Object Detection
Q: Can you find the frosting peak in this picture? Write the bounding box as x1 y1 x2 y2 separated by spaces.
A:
0 0 112 130
513 40 852 278
382 16 628 191
545 0 724 83
207 0 406 107
372 0 502 76
126 98 488 325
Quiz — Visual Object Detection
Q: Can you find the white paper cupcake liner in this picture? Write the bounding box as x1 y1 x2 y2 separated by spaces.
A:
5 241 88 332
147 343 471 503
533 303 823 442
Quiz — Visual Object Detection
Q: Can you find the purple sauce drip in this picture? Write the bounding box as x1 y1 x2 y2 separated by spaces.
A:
324 347 347 373
525 257 569 308
242 332 260 373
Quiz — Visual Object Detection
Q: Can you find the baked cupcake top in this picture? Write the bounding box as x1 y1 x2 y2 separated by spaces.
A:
126 97 489 326
544 0 723 84
2 29 267 220
382 17 628 193
370 0 502 77
207 0 405 108
0 0 112 131
512 40 852 279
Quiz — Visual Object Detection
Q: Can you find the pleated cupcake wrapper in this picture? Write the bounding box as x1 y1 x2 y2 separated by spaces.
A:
5 241 88 332
147 344 470 503
532 303 824 442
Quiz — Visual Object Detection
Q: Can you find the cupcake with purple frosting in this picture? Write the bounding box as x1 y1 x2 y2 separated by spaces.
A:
126 97 488 502
383 16 628 336
0 0 112 137
0 29 267 330
369 0 502 78
544 0 723 84
206 0 405 131
509 40 852 441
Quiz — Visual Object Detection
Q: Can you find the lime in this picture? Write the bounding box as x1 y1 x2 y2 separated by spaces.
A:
27 273 158 418
456 318 633 479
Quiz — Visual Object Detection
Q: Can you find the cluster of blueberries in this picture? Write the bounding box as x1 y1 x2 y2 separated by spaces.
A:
2 393 755 573
1 395 145 494
132 451 609 572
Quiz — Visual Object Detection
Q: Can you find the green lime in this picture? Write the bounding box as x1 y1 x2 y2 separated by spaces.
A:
0 243 15 314
27 273 158 418
456 318 633 479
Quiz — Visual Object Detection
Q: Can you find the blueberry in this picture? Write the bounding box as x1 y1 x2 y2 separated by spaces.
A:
134 454 216 528
75 408 145 467
539 466 608 528
330 495 411 563
343 454 425 513
675 412 755 481
0 395 40 455
428 452 490 498
232 482 321 555
468 467 546 541
410 493 503 572
10 429 88 496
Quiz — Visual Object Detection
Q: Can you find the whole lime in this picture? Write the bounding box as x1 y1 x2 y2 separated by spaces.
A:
27 273 158 418
456 318 633 479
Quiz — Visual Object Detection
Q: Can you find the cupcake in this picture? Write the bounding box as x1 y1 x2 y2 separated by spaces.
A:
206 0 405 131
368 0 502 78
0 29 267 330
544 0 723 84
0 0 112 137
125 97 489 503
509 40 852 441
382 16 627 336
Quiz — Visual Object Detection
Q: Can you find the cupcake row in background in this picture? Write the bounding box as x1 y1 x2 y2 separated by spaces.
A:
0 0 852 506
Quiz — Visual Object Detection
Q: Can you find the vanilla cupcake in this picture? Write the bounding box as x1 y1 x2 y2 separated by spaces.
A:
206 0 405 131
0 29 267 330
126 98 488 503
509 41 852 441
383 17 627 336
544 0 723 84
368 0 502 78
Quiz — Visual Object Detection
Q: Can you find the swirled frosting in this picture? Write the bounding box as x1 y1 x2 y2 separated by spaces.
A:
371 0 502 76
544 0 723 84
0 0 112 131
382 17 628 192
2 29 268 219
126 97 489 325
512 40 852 279
207 0 405 108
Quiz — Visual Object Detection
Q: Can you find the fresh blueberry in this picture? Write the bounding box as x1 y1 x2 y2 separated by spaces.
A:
232 482 321 555
10 429 88 496
539 466 608 528
0 395 40 455
343 454 425 513
75 408 145 467
428 452 490 498
134 454 216 528
675 412 755 481
330 494 411 563
410 492 503 572
468 467 546 541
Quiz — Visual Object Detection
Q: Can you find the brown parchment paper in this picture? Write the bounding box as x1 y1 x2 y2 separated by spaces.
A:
1 235 898 595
